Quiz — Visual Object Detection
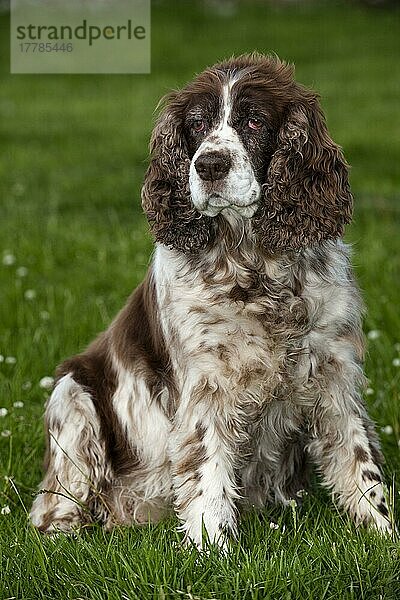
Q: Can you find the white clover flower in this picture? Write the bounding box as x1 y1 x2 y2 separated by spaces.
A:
0 408 8 418
5 356 16 365
16 266 28 277
1 430 11 438
22 381 31 390
2 253 16 266
0 355 4 362
382 425 393 435
24 289 36 300
1 505 11 515
13 401 24 408
40 310 50 321
366 387 374 396
367 330 381 340
269 521 279 530
39 376 54 390
392 358 400 367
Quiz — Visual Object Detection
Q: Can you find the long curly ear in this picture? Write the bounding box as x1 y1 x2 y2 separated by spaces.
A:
141 94 214 253
253 97 353 251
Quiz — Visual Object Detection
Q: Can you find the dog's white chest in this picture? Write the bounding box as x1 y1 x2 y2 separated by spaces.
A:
154 245 296 397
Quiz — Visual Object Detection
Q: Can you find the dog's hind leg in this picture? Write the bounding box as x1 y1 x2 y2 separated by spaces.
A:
30 373 112 533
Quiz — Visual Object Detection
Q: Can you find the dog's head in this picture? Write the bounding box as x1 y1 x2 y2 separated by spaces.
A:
142 53 353 253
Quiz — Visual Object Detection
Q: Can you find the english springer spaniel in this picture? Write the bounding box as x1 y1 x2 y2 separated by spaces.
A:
30 54 392 547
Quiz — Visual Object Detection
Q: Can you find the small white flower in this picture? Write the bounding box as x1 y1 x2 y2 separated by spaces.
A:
21 381 32 391
1 430 11 438
382 425 393 435
269 521 279 530
296 489 308 498
24 289 36 300
392 358 400 367
13 401 24 408
367 330 381 340
394 343 400 352
0 408 8 418
366 387 374 396
39 376 54 390
40 310 50 321
16 266 28 277
5 356 16 365
2 253 16 266
1 505 11 515
0 355 4 362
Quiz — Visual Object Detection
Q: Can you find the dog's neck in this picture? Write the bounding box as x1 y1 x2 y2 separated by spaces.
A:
154 211 304 299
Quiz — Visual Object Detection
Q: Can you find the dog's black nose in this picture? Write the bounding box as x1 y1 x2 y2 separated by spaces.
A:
195 152 231 182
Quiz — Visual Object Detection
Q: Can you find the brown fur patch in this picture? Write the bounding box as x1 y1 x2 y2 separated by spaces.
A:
174 444 207 478
36 508 56 533
361 469 381 483
228 284 250 303
56 330 143 479
354 445 369 463
174 422 207 478
377 502 389 517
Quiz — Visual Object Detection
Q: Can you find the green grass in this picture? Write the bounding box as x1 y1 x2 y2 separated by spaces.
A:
1 1 400 598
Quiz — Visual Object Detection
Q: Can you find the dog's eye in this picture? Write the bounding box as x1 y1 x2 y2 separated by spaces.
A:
192 119 206 133
248 117 263 131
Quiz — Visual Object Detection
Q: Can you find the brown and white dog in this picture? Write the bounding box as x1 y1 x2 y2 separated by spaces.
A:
30 54 392 547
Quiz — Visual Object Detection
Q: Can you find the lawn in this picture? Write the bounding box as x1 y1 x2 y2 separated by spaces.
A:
1 1 400 598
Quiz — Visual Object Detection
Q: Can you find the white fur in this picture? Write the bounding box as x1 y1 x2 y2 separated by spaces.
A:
110 355 172 503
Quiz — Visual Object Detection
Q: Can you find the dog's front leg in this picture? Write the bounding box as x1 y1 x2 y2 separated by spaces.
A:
169 380 241 549
307 341 393 533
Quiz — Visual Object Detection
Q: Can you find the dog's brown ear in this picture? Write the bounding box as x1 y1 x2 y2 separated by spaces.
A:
141 93 214 254
254 97 353 251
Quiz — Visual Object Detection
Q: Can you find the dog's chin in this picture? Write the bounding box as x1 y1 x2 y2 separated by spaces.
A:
193 194 260 219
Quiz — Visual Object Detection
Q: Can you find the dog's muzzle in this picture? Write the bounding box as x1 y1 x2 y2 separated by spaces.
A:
189 146 261 219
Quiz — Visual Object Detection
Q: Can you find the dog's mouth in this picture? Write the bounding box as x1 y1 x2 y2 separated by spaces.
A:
201 193 259 218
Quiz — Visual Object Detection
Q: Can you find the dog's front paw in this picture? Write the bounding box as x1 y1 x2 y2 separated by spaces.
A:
30 506 86 535
181 512 236 552
30 490 88 535
355 484 396 536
